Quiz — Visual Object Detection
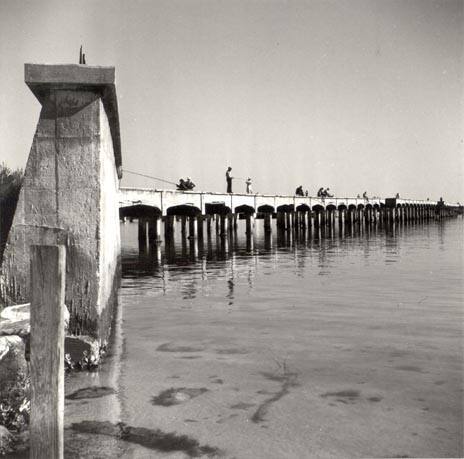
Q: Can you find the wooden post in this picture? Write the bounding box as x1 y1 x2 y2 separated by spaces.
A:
30 245 66 459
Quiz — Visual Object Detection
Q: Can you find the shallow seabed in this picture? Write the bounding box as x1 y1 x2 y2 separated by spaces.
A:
63 218 463 458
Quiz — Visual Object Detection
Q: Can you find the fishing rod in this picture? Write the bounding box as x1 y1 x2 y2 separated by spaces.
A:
122 169 178 186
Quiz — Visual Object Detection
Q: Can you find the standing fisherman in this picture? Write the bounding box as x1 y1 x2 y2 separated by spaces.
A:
246 178 253 194
226 167 233 193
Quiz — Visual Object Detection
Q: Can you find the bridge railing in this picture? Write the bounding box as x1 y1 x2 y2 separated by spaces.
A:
119 187 448 215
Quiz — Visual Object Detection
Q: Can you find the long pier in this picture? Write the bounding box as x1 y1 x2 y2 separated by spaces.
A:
119 187 462 247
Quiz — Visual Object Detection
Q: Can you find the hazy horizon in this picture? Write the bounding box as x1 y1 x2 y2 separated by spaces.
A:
0 0 462 202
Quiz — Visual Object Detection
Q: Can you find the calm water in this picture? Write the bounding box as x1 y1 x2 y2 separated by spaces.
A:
64 218 463 458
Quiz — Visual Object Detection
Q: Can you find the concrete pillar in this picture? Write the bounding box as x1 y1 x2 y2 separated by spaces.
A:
294 211 299 230
264 230 272 250
264 213 272 233
277 212 285 231
0 64 122 340
245 214 255 235
180 216 187 235
285 212 291 231
164 215 175 240
197 215 204 239
148 216 161 243
206 215 212 235
188 215 198 239
220 214 228 236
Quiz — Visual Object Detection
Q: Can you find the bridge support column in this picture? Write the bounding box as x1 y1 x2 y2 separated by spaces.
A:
180 216 187 235
300 211 306 230
233 214 238 231
285 212 291 231
164 215 175 240
264 213 272 233
148 216 161 243
138 218 148 251
188 216 198 239
197 215 204 239
245 214 255 235
276 212 285 231
219 214 229 236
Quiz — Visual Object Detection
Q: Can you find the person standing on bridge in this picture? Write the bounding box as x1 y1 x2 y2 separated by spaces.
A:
246 178 253 194
226 167 233 193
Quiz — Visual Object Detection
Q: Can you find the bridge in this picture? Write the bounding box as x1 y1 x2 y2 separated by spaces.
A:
119 187 461 246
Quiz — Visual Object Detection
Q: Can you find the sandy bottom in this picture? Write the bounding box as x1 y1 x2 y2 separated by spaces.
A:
62 294 463 459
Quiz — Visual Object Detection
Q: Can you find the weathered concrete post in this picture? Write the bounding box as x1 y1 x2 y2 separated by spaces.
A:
30 244 66 459
0 64 121 342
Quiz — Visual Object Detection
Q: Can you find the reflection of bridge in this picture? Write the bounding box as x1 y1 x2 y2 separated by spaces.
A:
119 187 462 246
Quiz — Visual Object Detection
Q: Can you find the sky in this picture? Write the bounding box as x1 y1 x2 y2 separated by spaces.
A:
0 0 462 202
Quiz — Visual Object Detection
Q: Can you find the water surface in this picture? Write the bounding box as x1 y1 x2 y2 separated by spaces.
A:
65 218 463 458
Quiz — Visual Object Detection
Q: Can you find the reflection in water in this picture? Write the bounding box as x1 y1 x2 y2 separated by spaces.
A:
121 218 460 284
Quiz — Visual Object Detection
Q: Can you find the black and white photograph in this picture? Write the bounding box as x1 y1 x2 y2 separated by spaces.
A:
0 0 462 457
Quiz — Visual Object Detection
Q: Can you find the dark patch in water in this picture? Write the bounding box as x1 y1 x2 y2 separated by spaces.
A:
251 369 298 423
152 387 208 406
422 407 429 411
367 396 383 403
390 350 409 358
393 455 410 458
216 414 238 424
179 356 202 360
230 402 255 410
211 378 223 384
215 348 249 355
157 343 204 353
66 386 116 400
69 421 220 457
434 380 445 385
256 389 273 395
321 390 360 402
394 365 423 373
184 419 198 423
168 375 181 379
